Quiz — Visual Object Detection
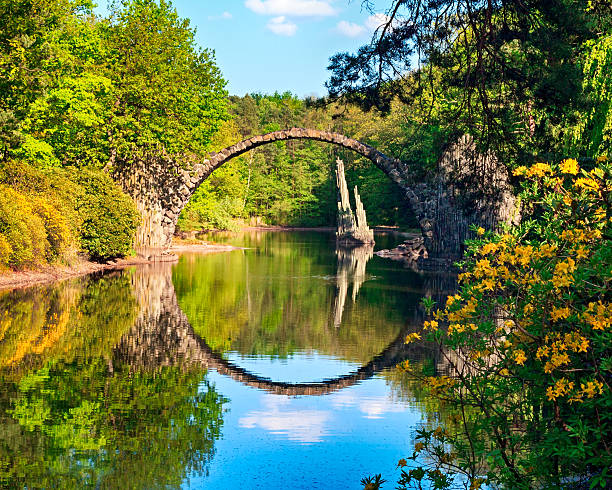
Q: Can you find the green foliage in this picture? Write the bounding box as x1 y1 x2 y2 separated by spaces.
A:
395 157 611 489
1 0 228 168
17 73 114 167
327 0 612 166
105 0 228 165
0 272 226 488
566 34 612 158
65 167 139 260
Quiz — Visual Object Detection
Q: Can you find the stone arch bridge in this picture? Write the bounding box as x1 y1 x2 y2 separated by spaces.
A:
117 129 517 264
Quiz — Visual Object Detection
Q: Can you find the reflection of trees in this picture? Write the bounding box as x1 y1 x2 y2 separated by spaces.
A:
118 262 446 397
1 361 225 488
173 233 413 363
0 274 137 377
0 233 460 487
0 272 226 489
333 244 374 327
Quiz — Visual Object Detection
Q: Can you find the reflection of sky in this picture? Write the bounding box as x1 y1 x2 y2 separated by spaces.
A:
223 351 362 383
186 354 424 490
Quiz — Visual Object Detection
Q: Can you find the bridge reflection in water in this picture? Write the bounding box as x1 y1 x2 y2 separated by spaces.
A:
114 251 456 397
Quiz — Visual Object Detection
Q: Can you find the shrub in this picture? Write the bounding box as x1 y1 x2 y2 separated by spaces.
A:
65 167 140 261
394 157 611 489
0 185 48 268
30 196 74 260
0 160 140 266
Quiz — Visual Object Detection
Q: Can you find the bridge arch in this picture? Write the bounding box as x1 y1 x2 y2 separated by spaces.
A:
117 129 517 264
118 128 418 254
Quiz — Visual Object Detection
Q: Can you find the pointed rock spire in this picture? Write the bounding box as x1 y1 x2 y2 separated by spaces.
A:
335 158 375 245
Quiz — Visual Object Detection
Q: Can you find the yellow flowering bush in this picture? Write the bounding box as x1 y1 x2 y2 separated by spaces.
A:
396 158 611 489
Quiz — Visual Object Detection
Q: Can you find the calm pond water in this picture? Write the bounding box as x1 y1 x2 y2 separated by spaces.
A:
0 231 455 489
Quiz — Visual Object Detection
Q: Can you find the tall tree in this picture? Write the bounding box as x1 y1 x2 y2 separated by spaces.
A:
327 0 612 162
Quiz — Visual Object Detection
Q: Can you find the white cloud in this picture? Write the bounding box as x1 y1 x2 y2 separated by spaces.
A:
365 13 393 31
208 11 233 20
245 0 336 17
331 392 408 419
336 20 366 37
266 16 298 36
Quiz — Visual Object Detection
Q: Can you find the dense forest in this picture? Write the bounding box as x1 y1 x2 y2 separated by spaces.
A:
177 92 419 232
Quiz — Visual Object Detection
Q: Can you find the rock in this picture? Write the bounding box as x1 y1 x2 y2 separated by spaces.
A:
335 158 374 245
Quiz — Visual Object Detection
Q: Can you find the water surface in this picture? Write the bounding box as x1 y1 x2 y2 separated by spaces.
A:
0 231 453 489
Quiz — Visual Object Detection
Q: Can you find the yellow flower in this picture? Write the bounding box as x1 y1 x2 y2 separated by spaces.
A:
574 177 599 191
477 227 485 236
583 301 611 331
480 242 499 255
513 166 527 176
580 380 604 398
544 352 571 373
560 158 579 175
554 258 576 276
538 243 558 258
397 458 408 467
414 442 425 452
536 345 550 360
547 378 575 401
397 360 411 372
405 332 422 343
514 350 527 366
575 247 589 260
423 320 439 331
526 162 553 178
550 306 570 321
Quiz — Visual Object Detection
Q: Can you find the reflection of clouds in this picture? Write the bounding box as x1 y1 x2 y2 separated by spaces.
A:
331 392 408 419
239 395 331 443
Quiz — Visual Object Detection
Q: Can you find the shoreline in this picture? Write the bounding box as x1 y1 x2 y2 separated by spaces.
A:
0 242 240 292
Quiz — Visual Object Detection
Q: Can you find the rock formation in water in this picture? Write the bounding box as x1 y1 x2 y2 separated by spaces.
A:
335 158 375 245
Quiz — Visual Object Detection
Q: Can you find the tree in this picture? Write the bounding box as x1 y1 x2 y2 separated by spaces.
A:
327 0 612 163
105 0 228 168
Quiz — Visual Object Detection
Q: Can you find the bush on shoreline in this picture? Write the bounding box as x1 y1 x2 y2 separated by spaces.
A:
0 160 140 269
391 157 611 489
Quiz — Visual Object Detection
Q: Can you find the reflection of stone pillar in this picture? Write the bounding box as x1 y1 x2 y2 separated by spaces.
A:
335 158 375 245
114 263 207 369
332 244 374 327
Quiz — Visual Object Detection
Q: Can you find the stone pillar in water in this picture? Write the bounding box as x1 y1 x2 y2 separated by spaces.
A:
335 158 374 245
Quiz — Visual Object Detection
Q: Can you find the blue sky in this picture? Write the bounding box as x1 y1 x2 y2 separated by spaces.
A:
98 0 390 97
